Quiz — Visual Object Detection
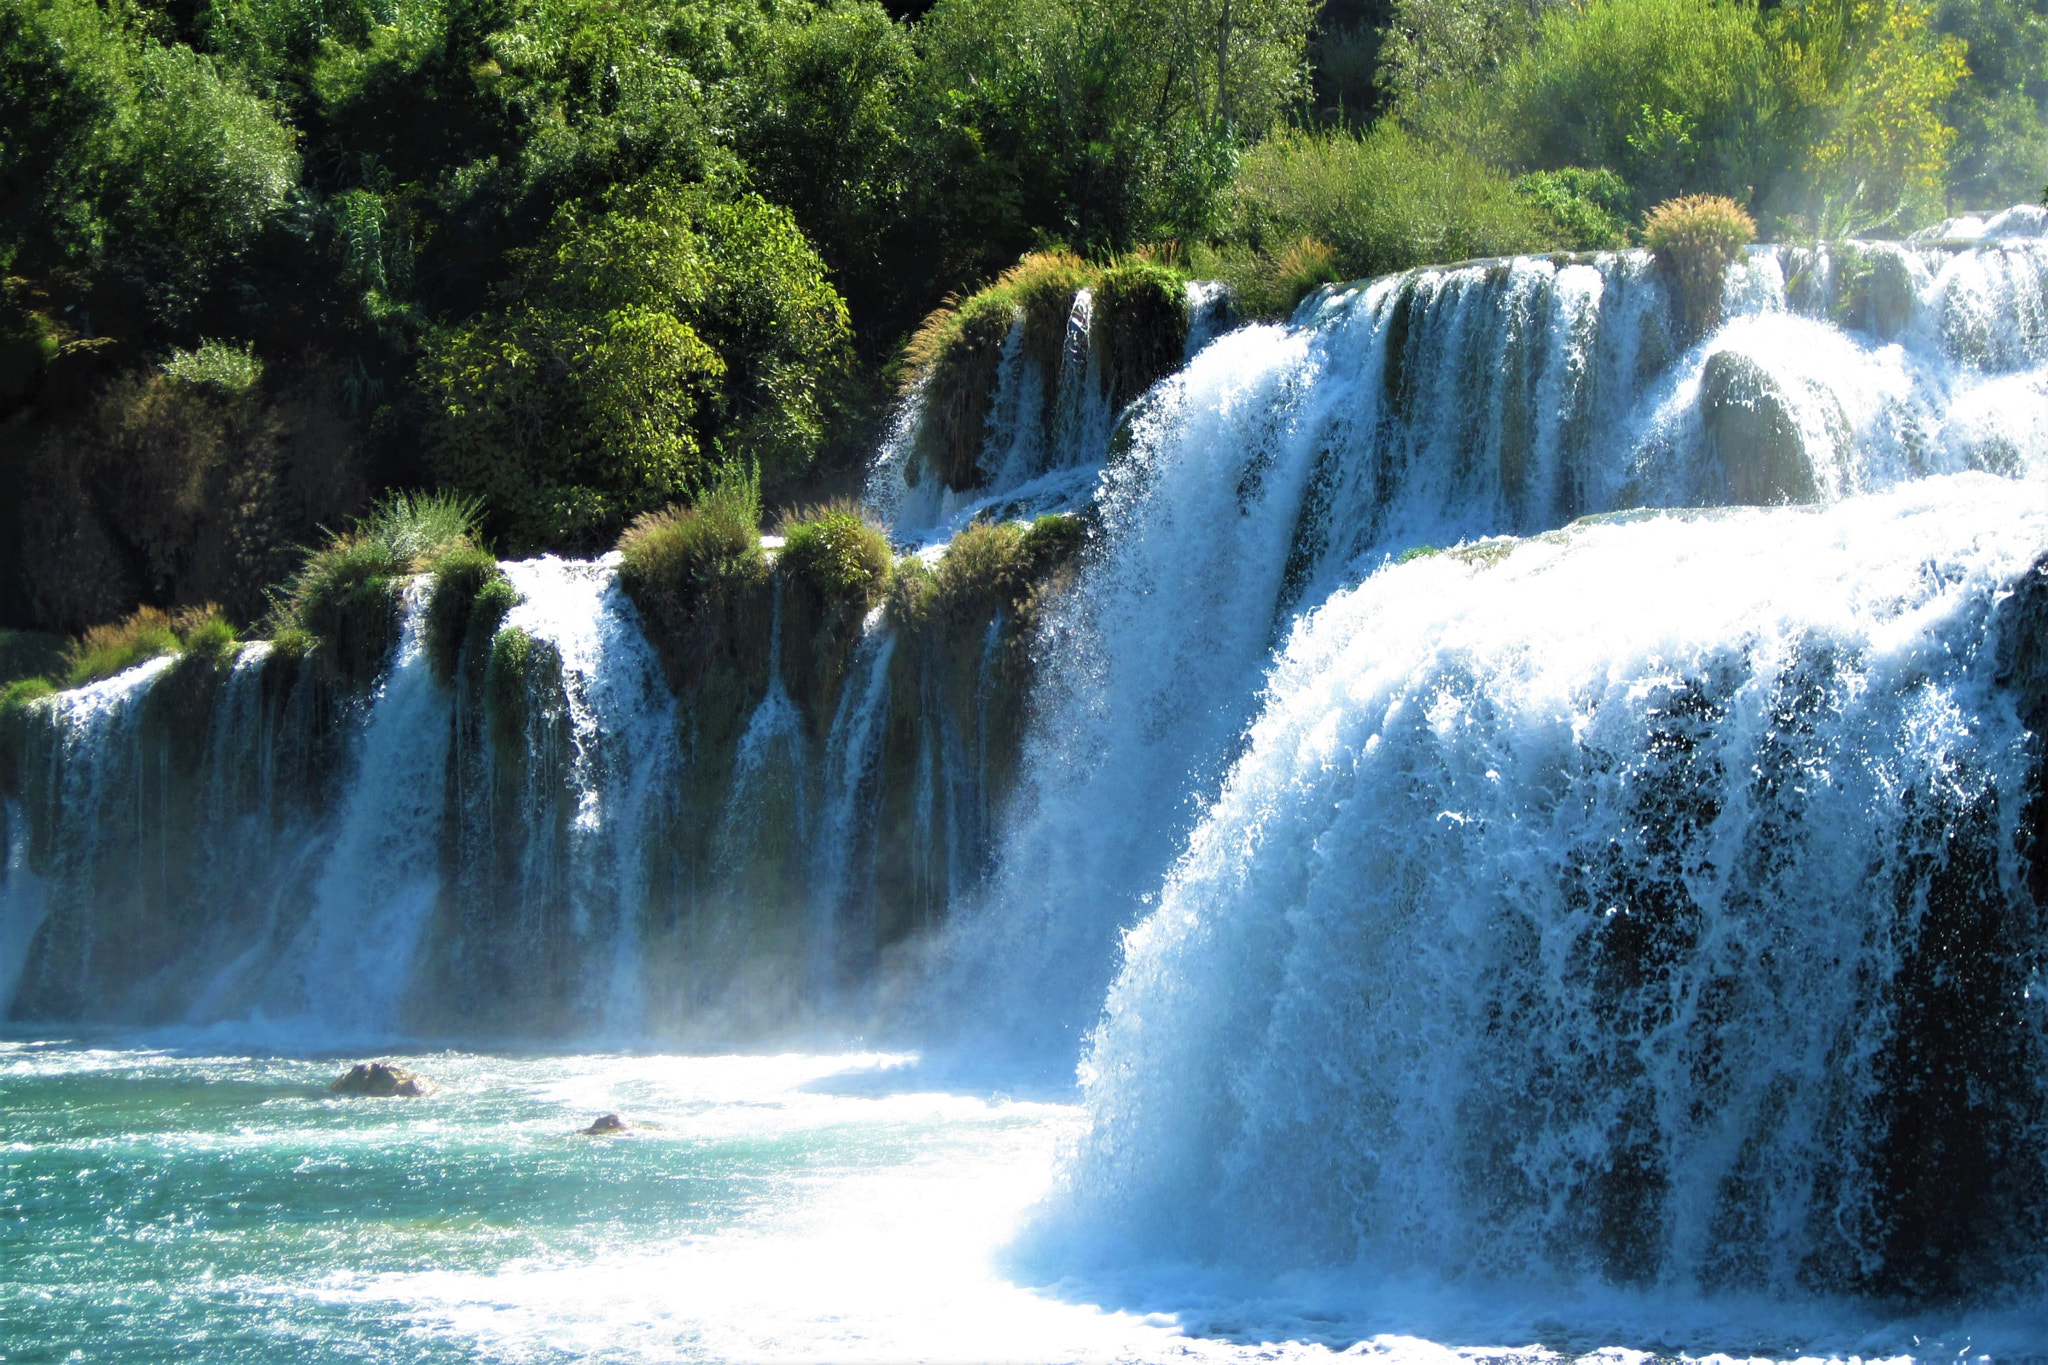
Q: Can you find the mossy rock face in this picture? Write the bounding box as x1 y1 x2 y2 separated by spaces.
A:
1833 245 1915 341
1093 263 1190 412
1699 351 1817 506
777 513 892 735
426 549 514 685
1997 552 2048 734
912 296 1011 493
296 567 401 692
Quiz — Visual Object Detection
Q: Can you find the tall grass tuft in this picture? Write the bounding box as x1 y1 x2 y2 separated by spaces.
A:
273 490 488 690
61 604 240 687
1642 194 1756 339
617 467 768 690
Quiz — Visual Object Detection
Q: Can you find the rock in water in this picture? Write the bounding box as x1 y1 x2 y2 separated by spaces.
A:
1699 350 1819 506
330 1062 433 1097
1997 550 2048 731
580 1113 628 1136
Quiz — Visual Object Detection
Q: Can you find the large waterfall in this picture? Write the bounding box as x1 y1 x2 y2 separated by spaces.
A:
6 209 2048 1326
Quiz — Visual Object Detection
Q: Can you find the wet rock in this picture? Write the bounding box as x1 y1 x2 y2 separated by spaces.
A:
1699 351 1818 506
329 1061 433 1097
580 1113 629 1136
1997 551 2048 732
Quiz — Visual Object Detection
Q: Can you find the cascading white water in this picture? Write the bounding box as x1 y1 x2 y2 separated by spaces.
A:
0 656 176 1011
1029 474 2048 1323
274 583 452 1034
496 555 682 1034
868 280 1228 547
933 227 2048 1072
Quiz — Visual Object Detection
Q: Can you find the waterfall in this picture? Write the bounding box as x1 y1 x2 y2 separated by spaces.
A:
3 215 2046 1125
272 584 452 1034
1034 473 2048 1309
930 226 2048 1069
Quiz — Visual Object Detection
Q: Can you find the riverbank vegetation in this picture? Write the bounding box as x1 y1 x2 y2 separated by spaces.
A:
1 0 2035 671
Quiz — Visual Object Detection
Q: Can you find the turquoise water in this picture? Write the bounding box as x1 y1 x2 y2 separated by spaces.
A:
0 1039 1232 1364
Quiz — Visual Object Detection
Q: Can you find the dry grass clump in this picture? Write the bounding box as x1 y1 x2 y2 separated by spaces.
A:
62 604 240 687
1642 194 1756 339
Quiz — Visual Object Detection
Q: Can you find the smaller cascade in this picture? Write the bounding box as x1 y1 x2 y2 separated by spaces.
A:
806 627 898 993
273 582 453 1035
0 657 176 1014
868 272 1222 546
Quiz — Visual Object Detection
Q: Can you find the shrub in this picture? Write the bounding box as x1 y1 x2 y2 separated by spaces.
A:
63 607 183 686
160 340 264 393
425 545 516 684
1223 125 1554 288
1642 193 1756 339
1092 260 1190 409
1194 237 1344 321
888 512 1086 632
1488 0 1769 210
179 609 243 670
417 186 852 552
616 467 768 690
1515 168 1633 249
778 507 894 610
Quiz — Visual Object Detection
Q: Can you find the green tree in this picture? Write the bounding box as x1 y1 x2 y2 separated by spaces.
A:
0 0 297 331
417 184 850 551
919 0 1316 252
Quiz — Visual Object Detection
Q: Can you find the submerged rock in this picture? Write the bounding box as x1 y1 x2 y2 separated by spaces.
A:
580 1113 629 1136
1699 350 1818 505
329 1062 433 1097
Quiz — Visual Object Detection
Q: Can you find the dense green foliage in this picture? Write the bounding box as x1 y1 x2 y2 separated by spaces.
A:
778 508 894 610
3 0 2039 666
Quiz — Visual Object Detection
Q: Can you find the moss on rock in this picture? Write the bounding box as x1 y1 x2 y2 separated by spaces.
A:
425 546 517 685
1699 350 1818 505
616 470 771 696
1092 261 1191 410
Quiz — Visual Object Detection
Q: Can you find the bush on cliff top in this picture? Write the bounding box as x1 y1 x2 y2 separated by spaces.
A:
617 467 768 688
777 506 894 610
1643 194 1756 338
272 491 487 690
888 513 1086 632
